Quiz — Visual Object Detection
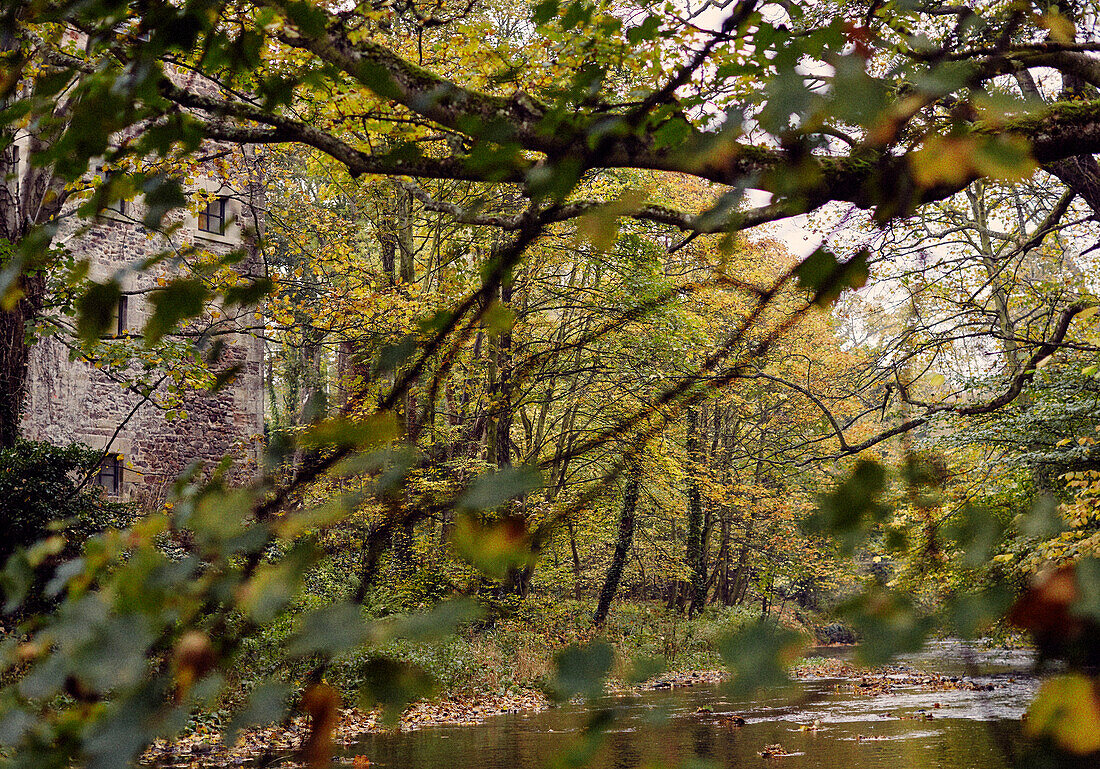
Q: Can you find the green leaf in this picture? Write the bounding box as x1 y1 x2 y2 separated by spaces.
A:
287 603 368 656
1024 674 1100 754
451 513 532 579
718 624 804 695
377 598 482 643
210 364 245 393
373 335 417 375
803 460 888 553
757 67 814 134
184 487 253 544
143 278 211 346
842 588 933 665
1 550 34 612
223 681 290 745
941 584 1013 640
482 300 516 336
1072 557 1100 623
281 0 329 36
457 465 542 511
532 0 559 25
549 641 613 702
237 541 319 623
945 505 1004 569
358 658 437 725
972 134 1038 183
0 706 34 746
76 280 122 344
141 176 187 229
223 277 273 306
560 0 593 30
299 412 401 451
794 248 869 307
622 654 665 686
626 15 662 44
1020 493 1065 538
1036 10 1076 44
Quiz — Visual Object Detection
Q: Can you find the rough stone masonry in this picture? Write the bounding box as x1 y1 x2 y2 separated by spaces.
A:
21 152 266 505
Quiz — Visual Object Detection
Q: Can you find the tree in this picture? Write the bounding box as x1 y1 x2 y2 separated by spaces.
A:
5 0 1100 446
4 1 1100 766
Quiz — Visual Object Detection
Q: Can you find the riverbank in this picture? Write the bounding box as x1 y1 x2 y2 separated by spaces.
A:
144 601 768 766
145 647 1027 768
340 640 1037 769
144 595 890 767
143 670 742 766
144 689 551 767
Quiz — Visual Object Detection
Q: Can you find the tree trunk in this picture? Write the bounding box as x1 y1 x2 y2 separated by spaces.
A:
685 408 707 617
0 125 69 447
492 275 530 596
567 519 582 601
593 461 641 627
396 186 415 284
0 274 45 447
710 512 731 605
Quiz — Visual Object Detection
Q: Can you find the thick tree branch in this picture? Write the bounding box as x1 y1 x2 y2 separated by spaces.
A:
177 4 1100 234
827 304 1092 460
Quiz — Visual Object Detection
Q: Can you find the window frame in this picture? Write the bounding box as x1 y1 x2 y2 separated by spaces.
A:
96 455 123 495
116 295 128 336
197 196 228 235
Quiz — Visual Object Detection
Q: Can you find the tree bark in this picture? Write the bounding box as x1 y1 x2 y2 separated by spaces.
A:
0 122 70 446
0 275 45 447
593 460 641 627
685 408 707 617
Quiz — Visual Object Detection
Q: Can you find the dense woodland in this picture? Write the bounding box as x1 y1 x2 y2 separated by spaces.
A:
262 162 858 619
1 0 1100 766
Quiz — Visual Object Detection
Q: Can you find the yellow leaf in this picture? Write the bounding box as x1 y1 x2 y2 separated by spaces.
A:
1036 10 1076 44
1024 674 1100 754
910 136 978 188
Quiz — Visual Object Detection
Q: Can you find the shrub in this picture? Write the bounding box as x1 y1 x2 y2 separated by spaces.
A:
0 439 131 613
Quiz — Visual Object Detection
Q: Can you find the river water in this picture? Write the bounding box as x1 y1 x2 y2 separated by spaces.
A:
342 641 1037 769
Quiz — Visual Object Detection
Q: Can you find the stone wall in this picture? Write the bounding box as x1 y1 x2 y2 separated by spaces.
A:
21 162 266 505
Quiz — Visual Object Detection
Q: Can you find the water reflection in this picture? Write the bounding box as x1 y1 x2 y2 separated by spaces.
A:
344 642 1036 769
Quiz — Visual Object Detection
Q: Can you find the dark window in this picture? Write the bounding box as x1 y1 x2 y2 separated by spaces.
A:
102 295 127 338
116 295 128 336
97 455 123 495
94 164 129 215
198 196 228 235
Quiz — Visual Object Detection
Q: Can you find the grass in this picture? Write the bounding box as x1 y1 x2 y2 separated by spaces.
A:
228 595 765 710
331 598 761 697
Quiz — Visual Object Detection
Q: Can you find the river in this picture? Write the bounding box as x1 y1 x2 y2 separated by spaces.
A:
341 641 1037 769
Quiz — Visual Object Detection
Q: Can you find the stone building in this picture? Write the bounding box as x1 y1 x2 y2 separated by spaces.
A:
20 151 266 503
